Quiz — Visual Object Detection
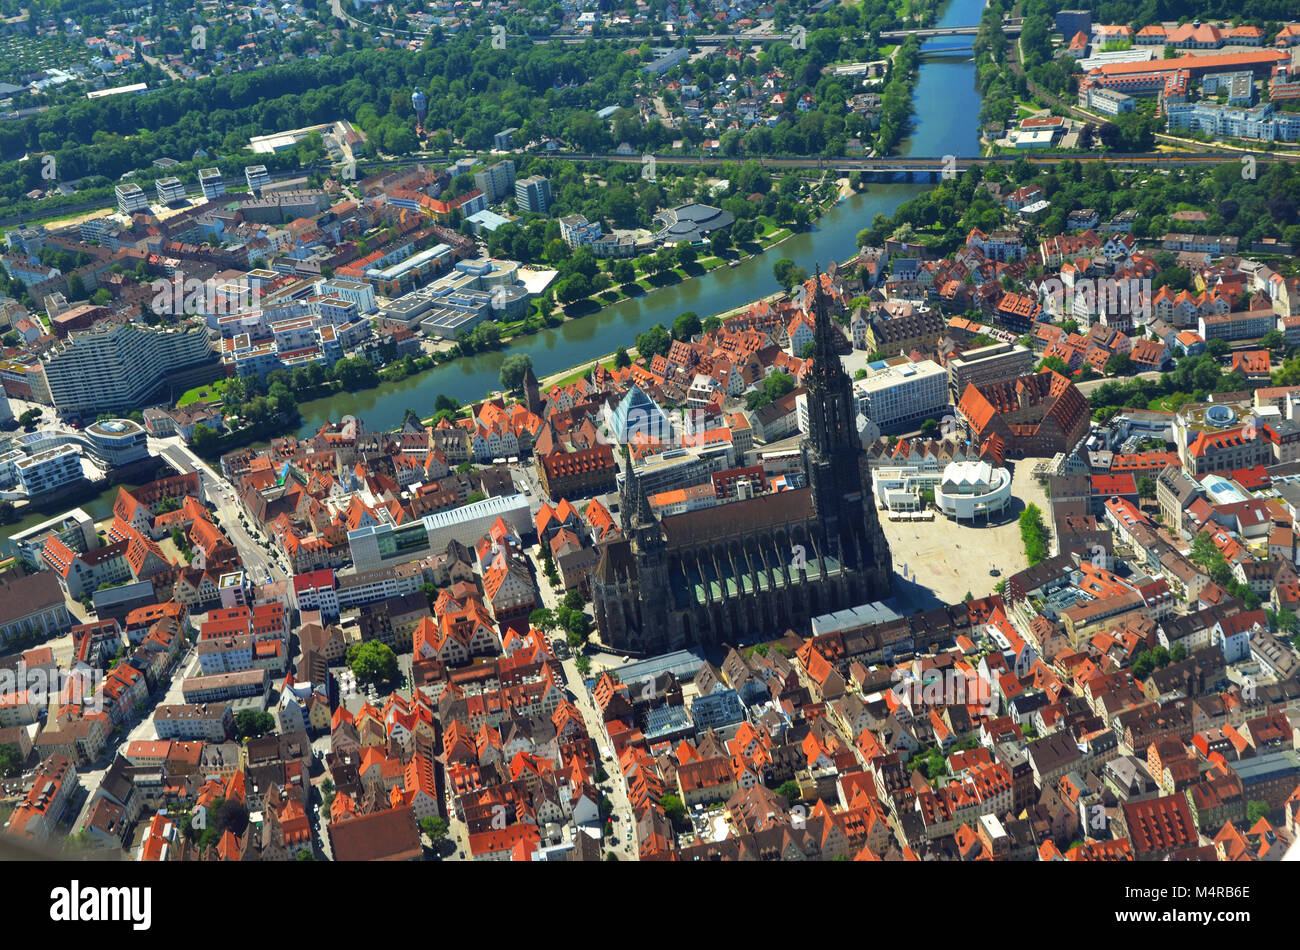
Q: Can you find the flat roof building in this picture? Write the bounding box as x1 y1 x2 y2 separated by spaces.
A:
348 493 532 570
115 182 148 214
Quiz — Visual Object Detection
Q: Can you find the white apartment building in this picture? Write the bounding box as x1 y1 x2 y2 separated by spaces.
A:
473 160 516 203
13 444 83 496
315 276 378 314
154 703 232 742
197 635 254 675
41 319 214 416
115 183 149 214
155 177 186 204
559 214 604 249
198 168 226 200
245 164 270 193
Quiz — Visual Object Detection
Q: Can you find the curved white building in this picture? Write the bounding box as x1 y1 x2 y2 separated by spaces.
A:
85 418 149 467
935 460 1012 521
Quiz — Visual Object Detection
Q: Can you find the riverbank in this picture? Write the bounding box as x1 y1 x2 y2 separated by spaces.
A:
534 180 835 326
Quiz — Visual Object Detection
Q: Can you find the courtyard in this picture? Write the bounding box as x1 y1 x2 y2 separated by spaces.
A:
880 457 1054 610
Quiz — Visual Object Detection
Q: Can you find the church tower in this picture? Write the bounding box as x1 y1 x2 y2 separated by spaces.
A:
800 269 893 592
619 446 670 650
523 363 542 415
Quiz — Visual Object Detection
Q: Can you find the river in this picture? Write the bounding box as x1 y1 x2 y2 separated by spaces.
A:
3 0 985 542
293 0 986 435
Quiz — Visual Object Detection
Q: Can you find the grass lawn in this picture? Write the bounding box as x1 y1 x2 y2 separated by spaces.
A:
1149 394 1190 412
178 379 228 407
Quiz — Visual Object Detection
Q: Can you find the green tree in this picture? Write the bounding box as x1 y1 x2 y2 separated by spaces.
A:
561 605 590 645
1259 330 1286 352
347 641 399 689
661 793 688 829
672 312 702 341
764 371 795 402
191 423 222 457
635 323 672 360
234 709 275 740
1019 505 1050 566
777 780 802 803
609 260 636 286
773 258 806 291
1105 353 1133 376
420 816 449 844
529 607 556 636
0 744 22 778
499 353 533 392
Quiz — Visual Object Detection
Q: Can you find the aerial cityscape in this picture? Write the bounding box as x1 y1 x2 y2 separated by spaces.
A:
0 0 1299 885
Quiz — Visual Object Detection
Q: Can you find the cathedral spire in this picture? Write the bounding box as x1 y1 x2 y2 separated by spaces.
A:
632 461 655 526
621 444 655 527
809 264 840 376
803 263 855 458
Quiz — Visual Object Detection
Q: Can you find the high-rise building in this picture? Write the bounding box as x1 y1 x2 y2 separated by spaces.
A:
515 175 552 213
198 168 226 200
798 357 948 434
115 183 149 215
41 318 215 417
156 177 186 205
245 165 270 195
947 342 1036 400
474 160 516 203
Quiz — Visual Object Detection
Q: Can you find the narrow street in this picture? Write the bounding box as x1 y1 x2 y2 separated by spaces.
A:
67 644 198 835
149 436 286 585
534 561 638 859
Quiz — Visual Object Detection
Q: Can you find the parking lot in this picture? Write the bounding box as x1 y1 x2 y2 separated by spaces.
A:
881 458 1053 609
